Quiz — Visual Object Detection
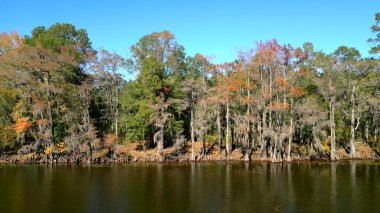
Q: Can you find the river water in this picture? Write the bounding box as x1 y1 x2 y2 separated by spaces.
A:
0 161 379 212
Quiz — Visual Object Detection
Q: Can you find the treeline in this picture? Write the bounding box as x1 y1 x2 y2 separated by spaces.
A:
0 14 379 162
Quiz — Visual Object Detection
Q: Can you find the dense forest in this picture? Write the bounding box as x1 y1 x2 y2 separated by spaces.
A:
0 13 379 163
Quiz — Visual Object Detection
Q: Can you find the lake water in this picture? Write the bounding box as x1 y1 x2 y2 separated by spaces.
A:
0 161 379 213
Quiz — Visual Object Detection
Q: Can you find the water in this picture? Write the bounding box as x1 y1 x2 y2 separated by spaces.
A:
0 161 379 213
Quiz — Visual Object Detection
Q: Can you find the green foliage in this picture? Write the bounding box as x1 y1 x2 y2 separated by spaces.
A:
206 134 217 145
90 90 112 135
120 81 153 141
25 23 92 56
0 87 18 127
139 56 167 98
24 23 92 84
368 13 380 54
1 21 380 162
54 119 69 143
299 145 308 156
0 125 16 149
122 31 187 148
164 117 184 144
334 46 361 61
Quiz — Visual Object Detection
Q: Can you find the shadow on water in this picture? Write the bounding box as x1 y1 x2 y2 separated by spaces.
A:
0 161 380 213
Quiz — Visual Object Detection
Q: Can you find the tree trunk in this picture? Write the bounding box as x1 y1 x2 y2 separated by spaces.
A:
261 109 267 158
245 76 251 161
191 98 195 161
83 91 90 132
283 70 287 128
287 97 293 162
157 127 164 153
330 98 337 161
44 74 54 162
226 103 231 157
271 134 277 162
275 93 280 127
259 68 266 158
217 105 222 153
82 84 92 162
244 119 250 161
45 76 54 147
202 134 206 157
269 67 273 130
201 74 207 157
365 120 369 143
115 84 119 137
349 85 356 158
257 113 262 151
156 97 165 157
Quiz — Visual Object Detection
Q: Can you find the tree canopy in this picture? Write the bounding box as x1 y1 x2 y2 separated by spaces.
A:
1 17 380 162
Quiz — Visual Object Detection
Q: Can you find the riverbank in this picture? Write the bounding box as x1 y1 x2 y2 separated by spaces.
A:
0 142 378 163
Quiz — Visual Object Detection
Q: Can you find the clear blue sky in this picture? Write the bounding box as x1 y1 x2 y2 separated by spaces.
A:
1 0 379 63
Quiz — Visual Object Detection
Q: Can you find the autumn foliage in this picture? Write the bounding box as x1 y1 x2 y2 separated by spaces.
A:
1 21 379 164
14 117 32 134
290 87 306 97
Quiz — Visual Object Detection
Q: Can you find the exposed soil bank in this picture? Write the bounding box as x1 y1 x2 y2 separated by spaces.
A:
0 142 378 163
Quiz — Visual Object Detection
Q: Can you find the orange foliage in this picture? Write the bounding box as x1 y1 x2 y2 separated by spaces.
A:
151 30 174 40
272 101 289 110
214 62 242 98
194 53 210 65
256 39 280 55
294 47 309 63
219 83 239 92
290 87 306 97
275 77 291 88
14 117 32 134
0 32 21 50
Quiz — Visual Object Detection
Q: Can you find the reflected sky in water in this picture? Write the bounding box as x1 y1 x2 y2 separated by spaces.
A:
0 161 379 213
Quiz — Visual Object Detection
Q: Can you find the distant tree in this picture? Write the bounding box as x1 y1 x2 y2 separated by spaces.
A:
183 53 212 160
368 13 380 54
128 31 186 159
23 23 94 156
312 52 342 160
214 62 239 157
0 23 93 158
334 46 361 61
0 31 79 157
90 49 126 137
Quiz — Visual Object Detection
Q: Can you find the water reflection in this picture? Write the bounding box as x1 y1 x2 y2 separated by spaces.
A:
224 163 231 212
331 162 337 211
351 160 357 193
0 161 380 212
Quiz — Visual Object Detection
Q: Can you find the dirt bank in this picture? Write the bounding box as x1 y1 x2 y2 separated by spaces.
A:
0 142 378 164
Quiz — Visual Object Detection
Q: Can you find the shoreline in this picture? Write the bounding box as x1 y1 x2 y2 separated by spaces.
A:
1 141 378 164
0 158 378 165
0 151 377 164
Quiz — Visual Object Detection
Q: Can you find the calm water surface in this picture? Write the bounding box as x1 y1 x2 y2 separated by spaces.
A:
0 161 379 213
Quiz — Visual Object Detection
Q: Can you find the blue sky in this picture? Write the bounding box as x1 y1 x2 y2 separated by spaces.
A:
1 0 379 63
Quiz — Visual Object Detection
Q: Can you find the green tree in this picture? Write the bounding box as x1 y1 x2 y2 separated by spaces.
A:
334 46 361 61
368 13 380 54
123 31 186 158
184 54 212 160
